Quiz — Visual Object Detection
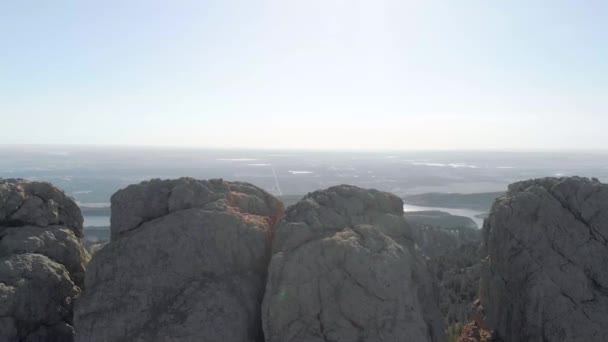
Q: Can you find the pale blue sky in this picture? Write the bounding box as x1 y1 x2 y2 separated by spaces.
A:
1 0 607 150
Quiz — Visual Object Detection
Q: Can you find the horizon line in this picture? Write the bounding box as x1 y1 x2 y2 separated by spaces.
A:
1 143 608 154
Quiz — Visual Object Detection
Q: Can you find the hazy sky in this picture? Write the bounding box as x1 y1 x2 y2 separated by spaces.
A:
1 0 607 150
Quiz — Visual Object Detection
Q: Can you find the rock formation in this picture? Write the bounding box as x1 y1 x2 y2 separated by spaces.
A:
74 178 283 342
411 224 483 325
0 179 89 341
481 177 608 342
262 185 446 342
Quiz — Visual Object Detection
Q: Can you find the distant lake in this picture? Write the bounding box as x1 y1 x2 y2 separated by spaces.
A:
402 204 485 228
83 207 484 228
84 216 110 227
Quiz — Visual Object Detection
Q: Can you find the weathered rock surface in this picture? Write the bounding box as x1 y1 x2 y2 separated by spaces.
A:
1 225 89 286
411 224 483 325
109 177 281 240
262 185 446 342
0 179 83 233
481 177 608 342
75 178 283 342
0 179 88 342
82 240 107 256
0 254 80 342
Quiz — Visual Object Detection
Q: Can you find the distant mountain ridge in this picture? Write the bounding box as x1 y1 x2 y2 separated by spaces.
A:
404 210 478 229
402 192 504 212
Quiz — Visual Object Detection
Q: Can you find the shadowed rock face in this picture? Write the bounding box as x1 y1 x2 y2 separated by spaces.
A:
75 178 284 342
0 179 88 342
411 224 483 325
262 185 446 342
481 177 608 342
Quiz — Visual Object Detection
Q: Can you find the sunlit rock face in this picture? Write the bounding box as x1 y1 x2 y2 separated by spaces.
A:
262 185 446 342
0 179 89 342
481 177 608 342
74 178 283 342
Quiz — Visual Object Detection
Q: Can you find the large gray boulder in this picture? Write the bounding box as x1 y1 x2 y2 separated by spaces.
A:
0 179 88 341
262 185 446 342
0 225 89 286
0 254 80 342
109 177 281 240
481 177 608 342
0 179 83 233
74 178 284 342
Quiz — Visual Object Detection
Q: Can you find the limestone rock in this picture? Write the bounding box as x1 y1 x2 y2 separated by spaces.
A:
74 178 284 342
83 240 107 256
0 179 83 235
0 225 88 286
262 185 446 342
481 177 608 342
0 179 88 341
110 177 281 240
0 253 80 342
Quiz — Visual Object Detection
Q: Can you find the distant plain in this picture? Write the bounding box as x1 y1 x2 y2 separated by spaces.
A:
2 146 607 229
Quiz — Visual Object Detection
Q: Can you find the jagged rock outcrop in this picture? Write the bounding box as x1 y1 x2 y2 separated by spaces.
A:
74 178 283 342
262 185 446 342
1 225 89 285
0 179 83 231
0 179 88 341
411 224 483 325
481 177 608 342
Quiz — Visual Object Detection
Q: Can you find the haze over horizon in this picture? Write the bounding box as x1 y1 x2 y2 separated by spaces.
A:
3 143 608 154
2 1 607 150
